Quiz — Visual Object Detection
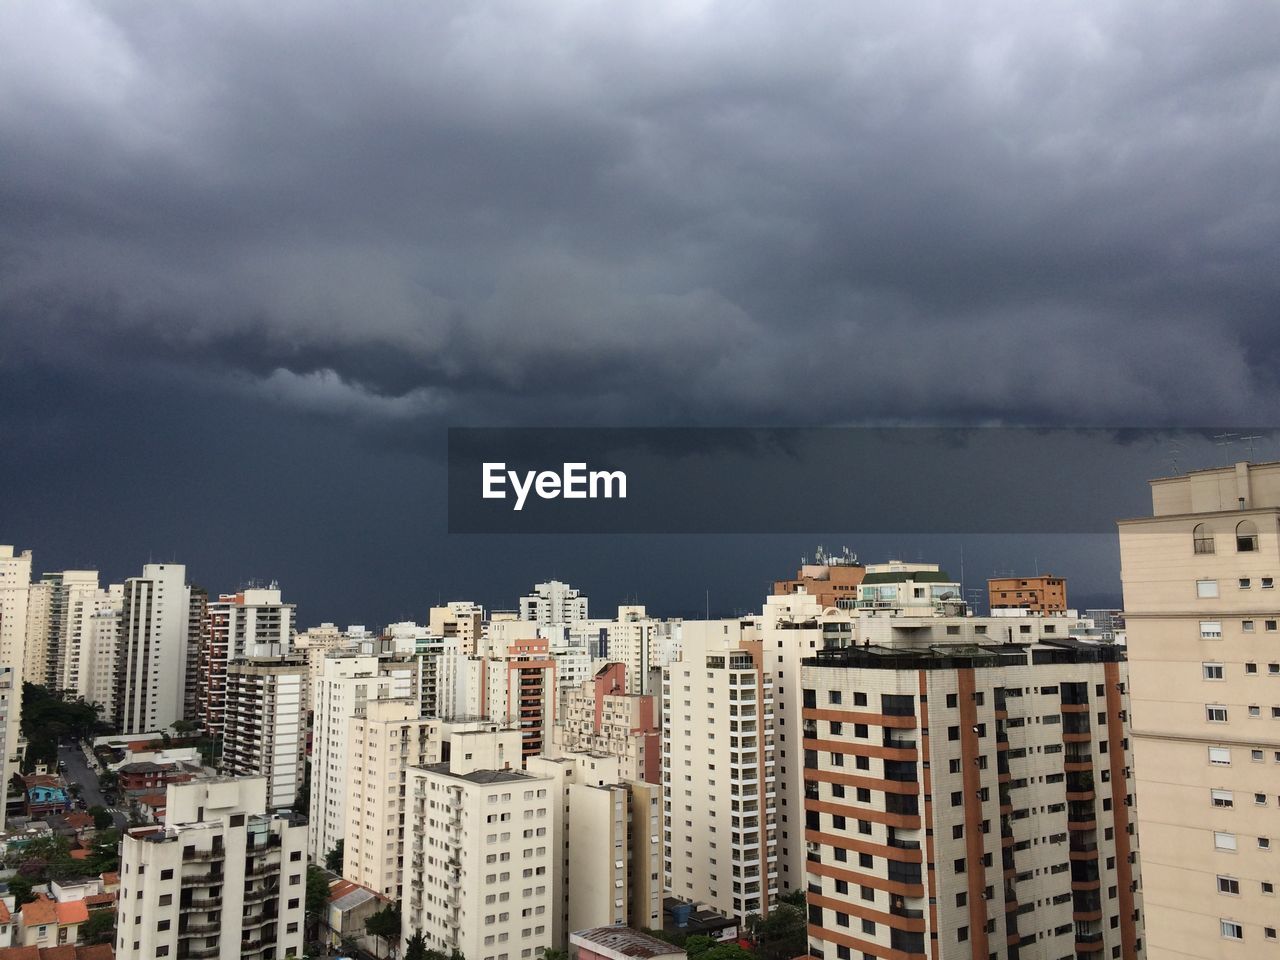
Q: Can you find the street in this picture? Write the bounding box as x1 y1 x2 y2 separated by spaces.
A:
57 742 128 829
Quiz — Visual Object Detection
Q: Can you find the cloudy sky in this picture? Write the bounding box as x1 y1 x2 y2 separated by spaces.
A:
2 1 1277 622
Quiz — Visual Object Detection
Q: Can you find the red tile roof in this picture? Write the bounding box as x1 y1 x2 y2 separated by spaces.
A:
54 901 88 926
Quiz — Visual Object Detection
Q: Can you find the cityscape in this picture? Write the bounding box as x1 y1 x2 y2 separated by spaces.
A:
5 3 1279 960
1 458 1278 959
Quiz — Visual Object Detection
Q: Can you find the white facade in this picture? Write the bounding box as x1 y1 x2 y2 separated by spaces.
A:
113 563 193 735
308 651 417 864
519 580 589 627
116 777 307 960
403 734 555 960
0 545 32 804
663 620 778 922
222 657 307 810
201 587 294 737
86 588 123 714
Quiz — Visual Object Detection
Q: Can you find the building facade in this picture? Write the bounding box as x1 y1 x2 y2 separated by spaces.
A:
221 657 307 810
1119 459 1280 958
801 641 1142 960
112 564 195 735
116 777 307 960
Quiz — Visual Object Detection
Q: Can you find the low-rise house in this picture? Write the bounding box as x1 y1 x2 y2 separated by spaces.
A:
0 944 115 959
570 928 685 960
319 874 390 956
114 762 197 795
14 896 86 949
20 778 69 820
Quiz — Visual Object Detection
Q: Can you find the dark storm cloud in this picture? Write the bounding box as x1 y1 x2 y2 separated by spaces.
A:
3 0 1279 429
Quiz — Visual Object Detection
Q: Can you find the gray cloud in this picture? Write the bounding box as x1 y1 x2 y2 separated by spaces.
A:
3 0 1279 427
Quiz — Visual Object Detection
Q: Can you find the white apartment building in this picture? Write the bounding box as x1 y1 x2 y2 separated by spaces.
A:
1119 459 1280 958
403 731 554 960
25 569 99 693
308 650 417 864
86 590 123 714
200 587 294 737
59 580 122 702
663 620 778 922
221 657 307 810
112 563 194 735
0 545 32 801
23 576 50 697
520 580 589 627
293 622 348 718
116 776 307 960
553 662 660 784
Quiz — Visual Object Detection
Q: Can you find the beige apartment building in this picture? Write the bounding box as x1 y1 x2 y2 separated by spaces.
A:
116 777 308 960
528 752 663 936
663 620 778 922
309 649 418 864
802 640 1142 960
402 729 555 960
1120 459 1280 957
0 545 32 806
342 701 503 899
554 662 661 783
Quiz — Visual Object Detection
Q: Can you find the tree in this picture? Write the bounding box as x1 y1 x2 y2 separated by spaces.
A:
305 865 330 920
778 888 806 908
537 948 568 960
365 902 403 959
83 910 116 944
7 875 34 906
171 719 199 737
89 805 113 830
686 936 716 959
405 930 429 960
88 828 122 873
295 759 311 815
324 837 345 872
699 946 754 960
752 903 806 960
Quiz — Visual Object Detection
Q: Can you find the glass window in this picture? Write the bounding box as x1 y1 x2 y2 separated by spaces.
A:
1201 621 1222 639
1198 580 1220 599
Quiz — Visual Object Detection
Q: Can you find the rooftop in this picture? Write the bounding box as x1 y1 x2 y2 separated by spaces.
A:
423 762 530 784
571 927 684 958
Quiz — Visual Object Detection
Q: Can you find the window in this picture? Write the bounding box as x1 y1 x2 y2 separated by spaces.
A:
1209 747 1231 765
1254 750 1266 762
1201 620 1222 639
1258 793 1268 805
1207 704 1229 723
1248 663 1259 674
1261 837 1272 850
1244 620 1256 633
1266 578 1275 590
1265 881 1276 894
1204 663 1225 680
1218 876 1240 895
1212 789 1235 808
1221 920 1244 940
1198 580 1220 599
1215 832 1237 851
1250 705 1262 718
1238 521 1259 552
1194 523 1214 554
828 691 842 705
1241 578 1253 589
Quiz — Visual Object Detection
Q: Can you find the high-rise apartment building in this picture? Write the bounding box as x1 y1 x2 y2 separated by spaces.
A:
112 563 195 734
116 776 307 960
430 601 484 656
0 545 32 809
29 569 99 692
200 587 294 737
343 699 442 899
801 640 1142 960
85 583 123 713
402 730 553 960
528 753 664 936
554 663 660 784
308 649 417 864
221 656 307 810
520 580 589 626
1119 459 1280 957
663 620 777 922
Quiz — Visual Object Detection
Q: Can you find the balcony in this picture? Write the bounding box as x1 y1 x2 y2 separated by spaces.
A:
177 946 220 960
179 922 219 936
183 849 224 863
180 873 220 887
